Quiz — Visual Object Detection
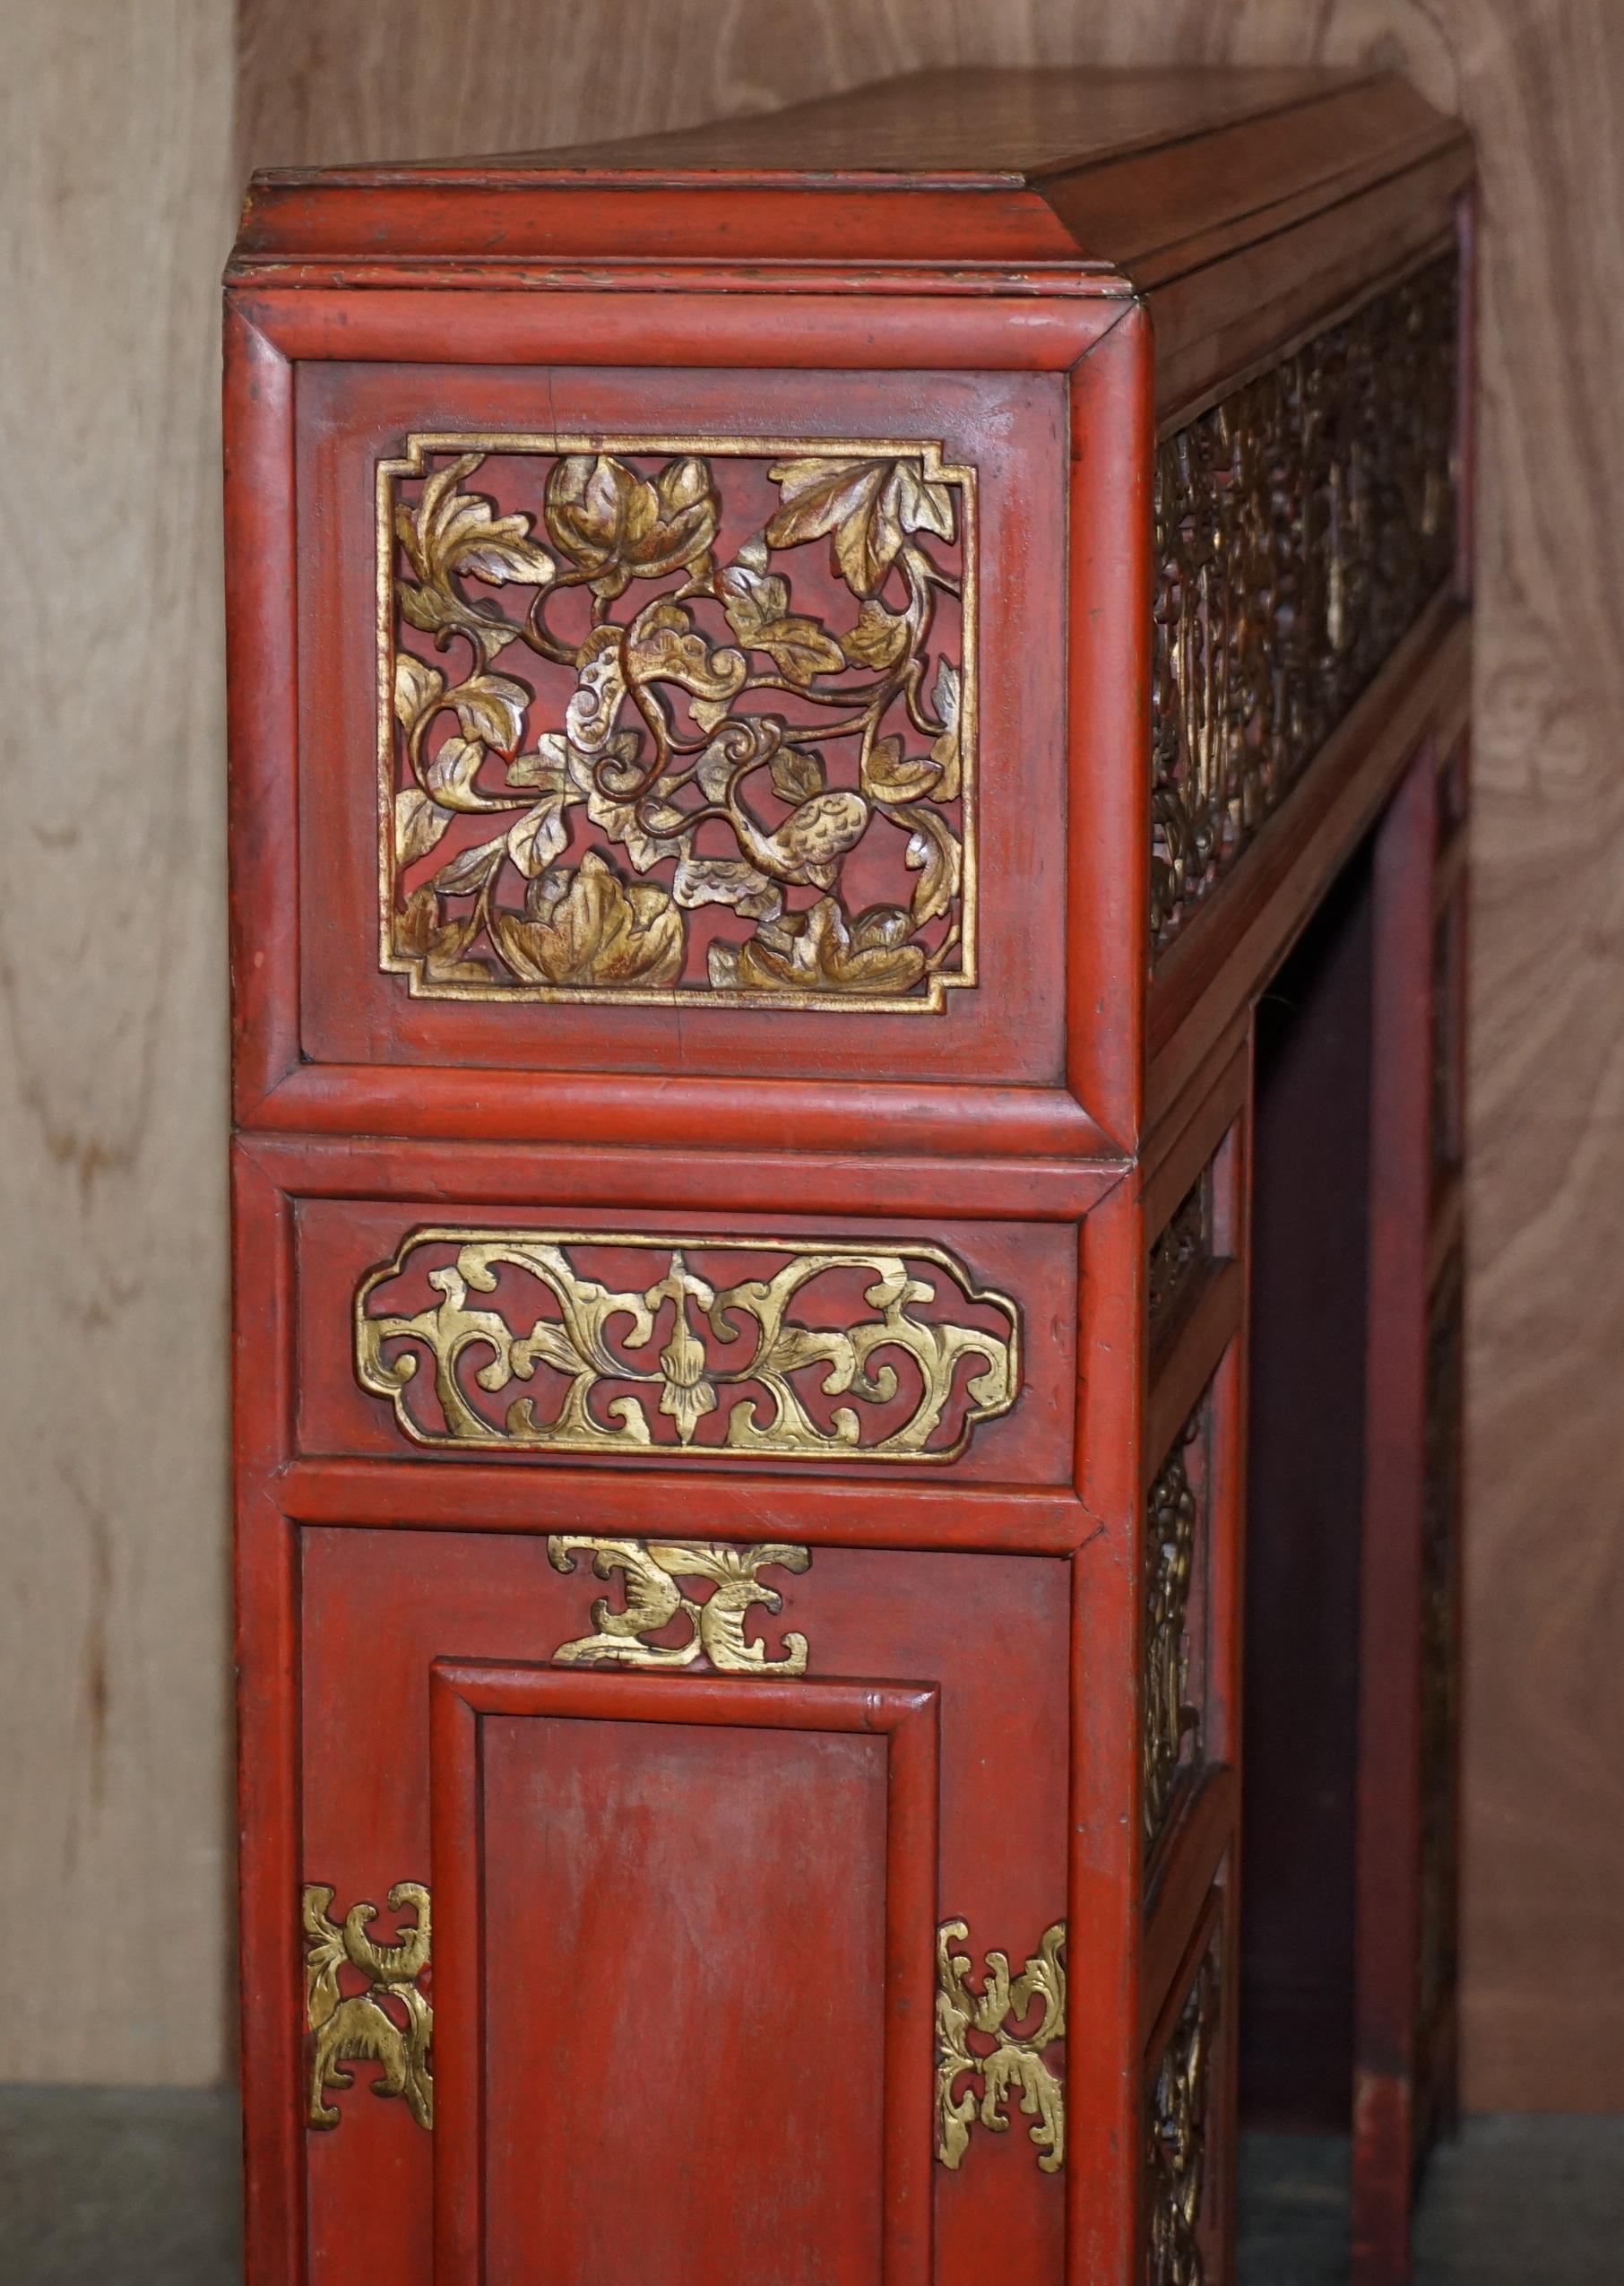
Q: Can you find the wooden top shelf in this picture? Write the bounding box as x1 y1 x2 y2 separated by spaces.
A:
234 65 1469 285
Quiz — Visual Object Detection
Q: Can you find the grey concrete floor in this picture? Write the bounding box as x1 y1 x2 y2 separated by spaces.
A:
1239 2120 1624 2282
0 2089 1620 2281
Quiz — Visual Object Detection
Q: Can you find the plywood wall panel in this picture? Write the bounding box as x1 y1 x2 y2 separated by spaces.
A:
0 0 238 2081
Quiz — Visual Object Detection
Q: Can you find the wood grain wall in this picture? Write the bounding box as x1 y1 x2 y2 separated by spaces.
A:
0 0 237 2082
3 0 1614 2104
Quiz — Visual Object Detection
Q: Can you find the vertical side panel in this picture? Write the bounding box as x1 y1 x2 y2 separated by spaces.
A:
1065 291 1156 2286
431 1664 939 2286
1071 1171 1145 2283
232 1143 306 2286
1069 298 1153 1150
224 303 301 1112
482 1714 890 2285
1352 742 1439 2282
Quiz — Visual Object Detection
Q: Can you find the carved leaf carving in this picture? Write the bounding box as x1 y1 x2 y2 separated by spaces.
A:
489 852 684 989
1151 255 1457 945
936 1918 1067 2173
303 1883 434 2134
546 1537 812 1675
381 437 975 1007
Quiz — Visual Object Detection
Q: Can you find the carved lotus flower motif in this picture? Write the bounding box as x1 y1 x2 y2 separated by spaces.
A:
546 453 720 599
721 895 928 996
490 852 684 989
648 1254 721 1445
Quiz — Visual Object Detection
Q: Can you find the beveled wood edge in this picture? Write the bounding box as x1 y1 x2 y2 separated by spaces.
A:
1148 144 1471 421
246 71 1384 192
1144 1275 1241 1484
1153 223 1463 440
1432 822 1469 919
1141 1035 1249 1238
224 250 1130 292
1143 1770 1233 2047
225 275 1123 366
1146 598 1471 1134
1429 1177 1465 1297
229 1123 1131 1222
272 1455 1097 1554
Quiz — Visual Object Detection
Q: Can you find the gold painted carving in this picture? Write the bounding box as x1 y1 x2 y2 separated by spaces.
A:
1147 1939 1221 2283
1145 1415 1203 1853
302 1883 433 2133
355 1231 1019 1462
380 435 976 1009
547 1537 810 1673
1152 254 1458 946
936 1919 1067 2174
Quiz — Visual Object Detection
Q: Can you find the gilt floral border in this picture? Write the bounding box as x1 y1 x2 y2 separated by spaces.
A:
376 434 979 1010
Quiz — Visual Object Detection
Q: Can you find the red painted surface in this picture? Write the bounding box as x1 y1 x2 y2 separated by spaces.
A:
225 71 1472 2286
431 1664 938 2286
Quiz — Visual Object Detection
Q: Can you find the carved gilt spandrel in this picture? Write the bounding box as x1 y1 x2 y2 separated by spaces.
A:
547 1537 811 1675
302 1882 433 2133
1151 253 1458 948
936 1918 1067 2174
379 437 976 1009
354 1229 1019 1463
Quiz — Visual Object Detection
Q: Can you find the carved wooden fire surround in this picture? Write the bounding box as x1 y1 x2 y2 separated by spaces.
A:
225 66 1473 2286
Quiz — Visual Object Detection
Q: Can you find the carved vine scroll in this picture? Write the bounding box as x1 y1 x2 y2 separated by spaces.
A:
380 437 976 1009
302 1883 433 2133
1151 253 1458 946
936 1918 1067 2173
547 1537 811 1674
355 1230 1019 1463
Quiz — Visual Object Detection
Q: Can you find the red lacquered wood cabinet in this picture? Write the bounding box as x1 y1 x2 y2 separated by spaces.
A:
225 66 1473 2286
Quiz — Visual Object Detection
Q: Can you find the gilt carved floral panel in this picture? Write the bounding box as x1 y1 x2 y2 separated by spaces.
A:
354 1229 1019 1463
378 436 977 1009
1151 253 1458 947
1144 1410 1205 1855
1146 1935 1222 2283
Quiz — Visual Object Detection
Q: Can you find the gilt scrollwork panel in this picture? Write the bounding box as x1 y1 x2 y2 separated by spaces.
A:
936 1918 1067 2174
379 436 976 1009
302 1882 433 2133
1152 253 1458 946
354 1229 1019 1463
